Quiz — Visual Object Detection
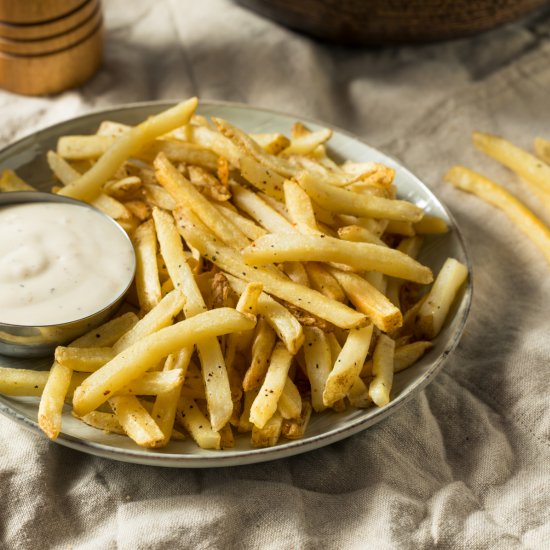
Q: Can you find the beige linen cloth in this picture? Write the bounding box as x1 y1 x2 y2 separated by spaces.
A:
1 1 549 548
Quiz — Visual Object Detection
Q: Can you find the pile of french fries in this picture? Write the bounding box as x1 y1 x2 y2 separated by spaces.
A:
0 97 469 450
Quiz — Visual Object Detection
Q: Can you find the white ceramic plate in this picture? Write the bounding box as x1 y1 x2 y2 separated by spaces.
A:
0 101 472 467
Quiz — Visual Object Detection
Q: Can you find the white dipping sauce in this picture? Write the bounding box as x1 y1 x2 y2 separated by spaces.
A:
0 202 135 326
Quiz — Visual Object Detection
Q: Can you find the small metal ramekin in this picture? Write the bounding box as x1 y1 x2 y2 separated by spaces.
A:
0 191 136 358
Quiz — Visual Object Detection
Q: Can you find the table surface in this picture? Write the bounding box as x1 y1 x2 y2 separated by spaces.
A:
1 1 549 548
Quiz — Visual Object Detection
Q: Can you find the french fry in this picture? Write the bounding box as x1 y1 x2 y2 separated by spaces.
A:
362 341 433 377
282 261 310 286
323 324 373 407
250 343 293 429
109 395 165 448
58 98 198 201
57 135 115 159
133 219 162 312
238 155 285 201
124 200 151 221
155 153 250 249
226 274 304 355
70 312 139 348
231 182 295 234
277 377 302 420
251 411 283 448
283 179 320 234
138 140 219 171
416 258 468 339
243 234 433 284
242 318 277 391
329 268 402 332
303 327 332 412
188 123 242 167
73 307 255 416
77 410 125 434
54 346 114 372
282 128 332 156
143 183 177 210
113 290 185 353
0 169 35 191
305 263 346 302
251 132 291 155
446 165 550 264
473 132 550 198
347 377 372 408
213 202 267 240
414 215 449 234
119 369 184 395
368 334 395 407
385 220 415 237
337 225 386 247
281 401 312 440
0 367 50 396
298 172 423 222
238 390 258 432
188 165 231 202
176 396 221 449
38 362 72 440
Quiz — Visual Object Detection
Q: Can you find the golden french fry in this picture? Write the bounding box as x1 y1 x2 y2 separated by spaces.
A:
242 318 277 391
73 308 255 416
385 220 415 237
337 225 386 246
369 334 395 407
446 165 550 264
323 324 373 406
133 219 162 313
113 290 185 353
143 183 177 210
298 172 423 222
155 153 250 249
0 169 35 191
57 135 115 159
329 268 402 332
58 98 198 201
251 411 283 448
188 165 231 202
347 377 372 408
188 123 242 167
416 258 468 339
473 131 550 198
213 202 267 240
176 396 221 449
239 156 285 201
414 215 449 234
76 410 125 434
281 400 312 440
109 395 165 448
54 346 114 372
362 341 433 377
250 343 293 429
303 327 332 412
124 200 151 221
251 132 291 155
283 179 320 234
38 362 72 440
277 377 302 420
305 263 346 302
0 367 50 396
70 312 139 348
119 369 184 395
282 128 332 156
225 274 304 355
139 140 219 171
243 233 433 284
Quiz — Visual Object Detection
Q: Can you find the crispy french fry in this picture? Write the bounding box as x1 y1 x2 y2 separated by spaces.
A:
251 132 291 155
0 367 50 396
282 128 332 156
416 258 468 339
298 172 423 222
242 318 277 391
57 135 115 159
0 169 35 191
414 215 449 234
144 183 177 210
281 401 312 440
323 324 373 406
305 263 346 302
347 377 372 408
368 334 395 407
54 346 114 372
109 395 165 448
213 202 267 240
243 234 433 284
76 410 125 434
73 308 255 416
188 165 231 202
176 396 221 449
58 98 198 201
473 132 550 198
337 225 386 247
250 343 293 429
226 274 304 355
113 290 185 353
133 219 162 312
329 268 402 332
70 312 139 348
119 369 185 395
283 179 320 234
446 165 550 264
277 377 302 420
303 327 332 412
139 140 219 171
239 156 285 201
251 411 283 448
38 362 72 440
282 261 310 286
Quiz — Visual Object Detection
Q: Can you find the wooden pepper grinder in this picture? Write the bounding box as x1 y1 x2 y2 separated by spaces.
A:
0 0 103 95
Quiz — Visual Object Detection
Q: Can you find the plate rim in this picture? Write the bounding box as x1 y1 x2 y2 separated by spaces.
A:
0 99 473 467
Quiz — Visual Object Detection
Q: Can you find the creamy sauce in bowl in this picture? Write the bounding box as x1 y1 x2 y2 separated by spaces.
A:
0 202 135 326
